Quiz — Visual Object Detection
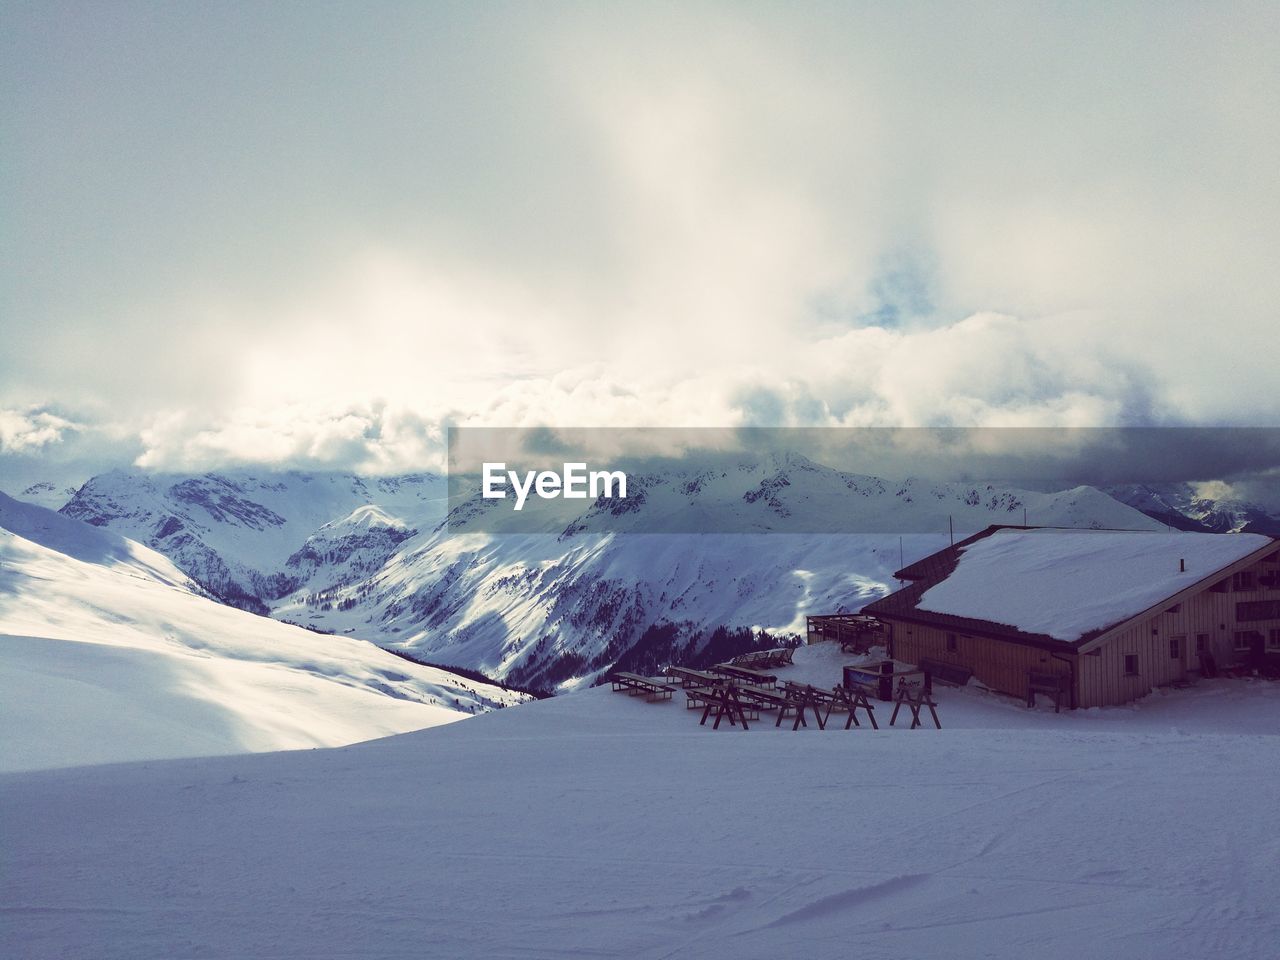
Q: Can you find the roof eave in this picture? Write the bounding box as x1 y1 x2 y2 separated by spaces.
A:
874 609 1080 655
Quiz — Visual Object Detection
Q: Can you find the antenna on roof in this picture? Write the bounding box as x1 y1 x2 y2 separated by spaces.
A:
899 536 904 577
949 514 954 547
1024 506 1028 528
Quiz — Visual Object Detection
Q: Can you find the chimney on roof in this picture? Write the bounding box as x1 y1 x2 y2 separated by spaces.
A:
1180 558 1186 572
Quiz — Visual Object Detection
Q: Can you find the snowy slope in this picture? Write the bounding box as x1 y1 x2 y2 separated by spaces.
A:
0 487 194 587
0 493 527 772
917 528 1274 641
31 459 1168 690
3 642 1278 960
310 530 931 690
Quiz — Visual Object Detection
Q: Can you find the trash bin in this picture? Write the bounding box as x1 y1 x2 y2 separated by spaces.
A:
878 660 894 701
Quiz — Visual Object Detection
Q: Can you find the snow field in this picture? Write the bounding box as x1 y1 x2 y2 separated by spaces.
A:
3 643 1278 959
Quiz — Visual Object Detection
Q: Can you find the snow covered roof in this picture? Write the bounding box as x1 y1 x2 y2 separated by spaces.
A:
865 526 1276 647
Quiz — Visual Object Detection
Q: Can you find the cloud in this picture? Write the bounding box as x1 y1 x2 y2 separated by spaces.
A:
135 403 450 474
1196 472 1280 512
0 409 82 455
3 3 1278 473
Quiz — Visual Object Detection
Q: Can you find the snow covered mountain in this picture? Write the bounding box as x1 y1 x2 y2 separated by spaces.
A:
58 470 445 612
446 452 1158 535
17 479 82 511
0 492 528 772
285 504 418 600
28 456 1173 692
1104 481 1280 536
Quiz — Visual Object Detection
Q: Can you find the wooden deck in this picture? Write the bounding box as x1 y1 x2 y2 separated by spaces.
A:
807 614 887 653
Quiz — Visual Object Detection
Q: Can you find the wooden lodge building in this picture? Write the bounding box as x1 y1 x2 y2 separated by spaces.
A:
855 525 1280 708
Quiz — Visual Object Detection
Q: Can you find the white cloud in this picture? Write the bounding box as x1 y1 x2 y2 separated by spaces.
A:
4 3 1279 473
123 306 1170 472
135 404 450 475
0 409 82 455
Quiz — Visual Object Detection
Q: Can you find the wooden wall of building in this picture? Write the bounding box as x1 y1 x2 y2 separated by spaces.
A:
886 621 1070 704
1078 550 1280 707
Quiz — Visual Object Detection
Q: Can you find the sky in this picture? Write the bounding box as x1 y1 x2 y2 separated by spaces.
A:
2 1 1279 479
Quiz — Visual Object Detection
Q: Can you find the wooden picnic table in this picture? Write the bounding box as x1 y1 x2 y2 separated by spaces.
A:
682 679 878 732
736 682 784 699
775 681 830 730
827 684 879 730
664 665 721 689
889 679 941 729
710 663 778 685
733 684 787 711
683 685 742 711
693 685 758 730
609 672 677 702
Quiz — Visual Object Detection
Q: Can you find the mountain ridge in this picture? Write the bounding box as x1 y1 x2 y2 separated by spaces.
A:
13 457 1217 690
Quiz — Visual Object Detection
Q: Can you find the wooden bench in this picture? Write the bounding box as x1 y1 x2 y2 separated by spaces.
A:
734 684 787 711
1027 670 1071 713
610 674 642 693
730 647 796 669
919 658 973 688
684 686 719 710
768 646 795 666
